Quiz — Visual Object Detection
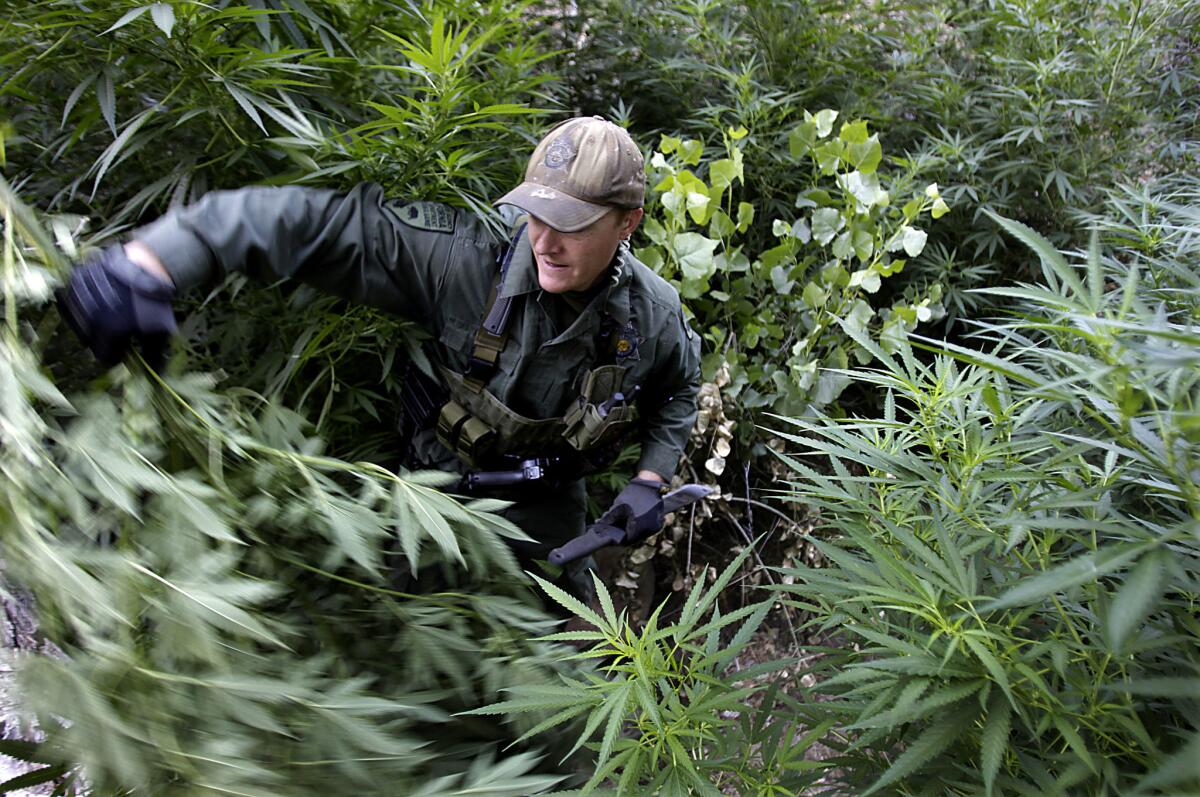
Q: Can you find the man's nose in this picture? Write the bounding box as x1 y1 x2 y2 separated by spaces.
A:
531 223 562 252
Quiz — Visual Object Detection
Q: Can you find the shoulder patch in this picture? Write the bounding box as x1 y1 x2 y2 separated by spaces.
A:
392 201 456 233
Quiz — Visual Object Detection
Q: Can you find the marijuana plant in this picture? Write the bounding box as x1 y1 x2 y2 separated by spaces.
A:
773 183 1200 795
1 158 566 797
472 545 830 795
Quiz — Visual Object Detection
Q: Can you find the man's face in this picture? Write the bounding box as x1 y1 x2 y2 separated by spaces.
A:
529 208 643 294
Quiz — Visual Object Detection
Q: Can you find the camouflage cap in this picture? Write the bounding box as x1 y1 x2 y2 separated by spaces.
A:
495 116 645 232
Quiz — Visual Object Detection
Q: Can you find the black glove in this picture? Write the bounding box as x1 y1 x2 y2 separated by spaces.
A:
598 477 666 543
57 245 177 369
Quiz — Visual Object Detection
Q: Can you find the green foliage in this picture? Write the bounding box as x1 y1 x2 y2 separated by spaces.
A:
771 179 1200 795
0 738 78 795
0 1 585 772
0 0 557 458
1 141 569 797
876 0 1200 256
0 0 551 212
564 0 1198 324
471 545 829 794
2 1 1198 793
353 8 556 222
638 113 947 424
0 5 571 792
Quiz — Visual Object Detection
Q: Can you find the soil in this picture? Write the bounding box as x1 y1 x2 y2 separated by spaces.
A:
1 587 61 797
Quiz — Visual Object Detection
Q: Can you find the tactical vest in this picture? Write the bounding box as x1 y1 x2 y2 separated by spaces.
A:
432 225 638 469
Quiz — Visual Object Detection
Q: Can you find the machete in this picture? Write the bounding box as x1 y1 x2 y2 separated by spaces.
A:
547 484 712 566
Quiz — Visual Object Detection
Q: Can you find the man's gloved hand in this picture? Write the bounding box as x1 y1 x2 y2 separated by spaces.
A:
598 477 666 543
57 245 177 369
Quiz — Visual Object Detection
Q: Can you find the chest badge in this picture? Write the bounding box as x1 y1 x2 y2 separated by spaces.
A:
613 321 642 361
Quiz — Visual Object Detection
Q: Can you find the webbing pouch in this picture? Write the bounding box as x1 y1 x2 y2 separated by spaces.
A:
436 400 496 468
562 365 635 451
440 368 566 463
563 402 634 451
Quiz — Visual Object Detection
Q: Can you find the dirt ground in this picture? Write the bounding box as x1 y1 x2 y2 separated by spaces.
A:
2 589 56 796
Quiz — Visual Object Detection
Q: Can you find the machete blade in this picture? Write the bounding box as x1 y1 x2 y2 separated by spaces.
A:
662 483 713 514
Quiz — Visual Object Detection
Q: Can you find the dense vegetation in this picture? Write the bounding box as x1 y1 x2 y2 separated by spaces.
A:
1 0 1197 794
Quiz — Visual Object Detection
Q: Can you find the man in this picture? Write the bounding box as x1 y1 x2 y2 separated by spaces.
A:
59 116 702 571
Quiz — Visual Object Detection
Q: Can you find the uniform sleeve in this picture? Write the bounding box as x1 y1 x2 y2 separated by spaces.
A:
134 183 466 325
636 310 701 480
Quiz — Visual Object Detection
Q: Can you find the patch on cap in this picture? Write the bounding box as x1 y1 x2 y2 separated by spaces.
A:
493 116 645 231
543 136 577 170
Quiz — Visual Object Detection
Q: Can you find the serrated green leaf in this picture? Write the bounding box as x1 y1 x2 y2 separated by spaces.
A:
596 680 633 770
0 765 70 794
963 636 1014 708
533 574 610 633
1108 548 1166 653
0 739 56 764
1052 713 1097 773
689 600 765 650
863 708 977 795
676 544 755 639
150 3 175 37
91 109 156 196
851 679 983 730
61 73 97 129
565 679 625 762
981 690 1012 795
224 83 268 134
96 68 117 137
985 543 1151 611
129 561 287 648
592 572 618 629
103 6 150 35
1133 731 1200 792
983 208 1085 298
464 682 593 715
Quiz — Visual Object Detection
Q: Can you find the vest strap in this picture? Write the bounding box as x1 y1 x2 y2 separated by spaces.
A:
463 223 525 392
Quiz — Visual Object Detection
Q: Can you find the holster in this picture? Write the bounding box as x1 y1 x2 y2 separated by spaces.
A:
397 358 450 449
561 365 635 451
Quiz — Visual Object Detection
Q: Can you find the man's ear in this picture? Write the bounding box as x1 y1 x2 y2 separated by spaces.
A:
620 208 644 239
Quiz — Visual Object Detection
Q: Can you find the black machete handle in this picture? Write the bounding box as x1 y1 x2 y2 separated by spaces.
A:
548 523 625 566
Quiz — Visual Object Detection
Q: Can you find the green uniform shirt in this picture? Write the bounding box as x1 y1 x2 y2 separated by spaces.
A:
136 183 701 484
